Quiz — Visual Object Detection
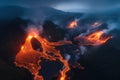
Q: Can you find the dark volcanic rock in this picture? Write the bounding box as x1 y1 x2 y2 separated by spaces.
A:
42 20 66 42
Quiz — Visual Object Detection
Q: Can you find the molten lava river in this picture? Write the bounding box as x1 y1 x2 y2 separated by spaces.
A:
14 26 111 80
14 29 72 80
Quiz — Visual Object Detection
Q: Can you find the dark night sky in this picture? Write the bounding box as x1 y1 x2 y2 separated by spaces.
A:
0 0 120 12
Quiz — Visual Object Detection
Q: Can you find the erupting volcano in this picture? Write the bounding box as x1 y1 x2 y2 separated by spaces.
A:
14 28 71 80
0 0 119 80
14 23 112 80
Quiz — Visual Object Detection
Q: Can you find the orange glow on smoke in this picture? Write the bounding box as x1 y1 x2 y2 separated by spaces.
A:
14 28 71 80
68 19 78 29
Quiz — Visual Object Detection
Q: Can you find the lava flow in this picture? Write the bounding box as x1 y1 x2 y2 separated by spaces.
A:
14 26 112 80
86 31 112 45
14 28 72 80
75 30 112 46
68 19 78 29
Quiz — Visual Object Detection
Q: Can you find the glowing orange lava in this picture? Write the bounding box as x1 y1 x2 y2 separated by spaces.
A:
68 19 78 29
14 28 71 80
75 31 112 46
86 31 111 45
14 27 111 80
60 71 65 80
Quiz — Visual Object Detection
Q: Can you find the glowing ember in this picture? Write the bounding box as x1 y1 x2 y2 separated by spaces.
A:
14 28 71 80
75 31 112 46
68 19 78 29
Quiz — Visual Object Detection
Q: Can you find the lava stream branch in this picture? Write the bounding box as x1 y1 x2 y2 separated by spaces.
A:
15 33 71 80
